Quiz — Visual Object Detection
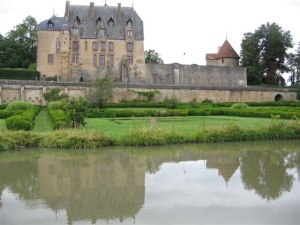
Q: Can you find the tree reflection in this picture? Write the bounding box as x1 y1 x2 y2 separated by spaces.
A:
240 150 294 200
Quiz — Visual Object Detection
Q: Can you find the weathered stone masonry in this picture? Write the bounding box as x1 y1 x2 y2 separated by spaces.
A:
0 80 296 106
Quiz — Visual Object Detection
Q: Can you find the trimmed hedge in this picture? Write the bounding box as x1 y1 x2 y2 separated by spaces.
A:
0 68 40 80
48 109 71 129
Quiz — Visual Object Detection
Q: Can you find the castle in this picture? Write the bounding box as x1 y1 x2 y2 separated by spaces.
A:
37 1 247 88
0 1 295 106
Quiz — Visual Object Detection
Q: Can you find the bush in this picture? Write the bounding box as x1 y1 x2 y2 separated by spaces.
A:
6 115 34 131
0 68 40 80
231 103 248 109
6 101 32 111
164 96 179 109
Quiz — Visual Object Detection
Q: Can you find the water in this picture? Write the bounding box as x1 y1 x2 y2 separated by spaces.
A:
0 141 299 225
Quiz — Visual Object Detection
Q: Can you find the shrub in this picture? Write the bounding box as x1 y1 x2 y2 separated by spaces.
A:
6 101 32 111
231 103 248 109
164 96 179 109
189 98 199 108
6 115 34 131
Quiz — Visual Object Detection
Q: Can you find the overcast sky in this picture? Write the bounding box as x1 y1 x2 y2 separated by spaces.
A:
0 0 299 65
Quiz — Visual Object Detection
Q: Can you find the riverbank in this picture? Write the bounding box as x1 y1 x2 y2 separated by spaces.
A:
1 120 299 150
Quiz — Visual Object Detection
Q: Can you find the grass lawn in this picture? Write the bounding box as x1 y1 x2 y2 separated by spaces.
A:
32 108 53 132
84 116 280 138
0 119 5 131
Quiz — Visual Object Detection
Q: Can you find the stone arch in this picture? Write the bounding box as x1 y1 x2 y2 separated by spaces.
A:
274 94 283 101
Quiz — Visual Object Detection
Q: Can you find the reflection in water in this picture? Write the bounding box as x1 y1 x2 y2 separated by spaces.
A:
0 140 299 224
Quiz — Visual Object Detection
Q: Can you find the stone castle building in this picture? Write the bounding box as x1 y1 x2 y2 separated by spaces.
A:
37 1 146 83
37 1 247 88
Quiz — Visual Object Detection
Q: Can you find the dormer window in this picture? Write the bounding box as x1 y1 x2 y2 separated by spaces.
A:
47 20 54 28
126 18 133 25
99 28 105 37
108 17 114 27
96 17 102 26
75 16 81 25
127 30 133 38
72 28 79 36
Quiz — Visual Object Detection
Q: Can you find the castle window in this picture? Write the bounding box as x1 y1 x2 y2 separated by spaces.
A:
222 58 224 64
99 55 105 66
73 41 79 52
96 17 102 26
72 54 79 63
72 28 79 36
92 42 98 51
127 55 133 65
85 41 88 50
99 29 105 37
56 40 60 52
101 42 106 51
127 30 133 38
108 42 114 51
75 16 81 25
127 43 133 52
110 55 114 67
108 18 114 27
126 18 133 25
93 55 97 66
47 20 54 28
48 54 54 64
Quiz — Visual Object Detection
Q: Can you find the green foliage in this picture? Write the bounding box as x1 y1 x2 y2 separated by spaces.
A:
240 22 293 85
144 49 164 64
43 88 69 102
87 75 113 108
0 16 37 68
47 101 63 110
60 97 88 128
41 130 114 148
0 68 40 80
6 101 32 111
129 89 160 102
48 109 71 130
231 103 248 109
164 96 179 109
189 98 199 108
297 85 300 100
28 63 36 70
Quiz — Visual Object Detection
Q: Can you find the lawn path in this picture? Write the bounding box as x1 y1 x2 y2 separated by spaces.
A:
33 108 53 132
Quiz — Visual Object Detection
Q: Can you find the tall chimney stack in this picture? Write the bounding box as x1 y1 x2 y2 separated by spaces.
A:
64 1 70 20
89 2 95 19
117 3 122 22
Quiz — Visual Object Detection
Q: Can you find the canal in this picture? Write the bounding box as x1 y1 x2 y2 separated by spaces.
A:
0 140 299 225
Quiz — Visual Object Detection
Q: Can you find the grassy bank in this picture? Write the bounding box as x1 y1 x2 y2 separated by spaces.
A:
1 120 299 150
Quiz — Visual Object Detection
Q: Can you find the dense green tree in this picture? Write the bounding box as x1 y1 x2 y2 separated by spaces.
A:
60 97 87 128
144 49 164 64
287 42 300 86
0 16 37 68
43 88 69 102
87 75 113 108
240 22 293 85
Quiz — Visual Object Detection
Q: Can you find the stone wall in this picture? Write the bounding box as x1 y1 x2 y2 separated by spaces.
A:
0 80 297 106
144 64 247 87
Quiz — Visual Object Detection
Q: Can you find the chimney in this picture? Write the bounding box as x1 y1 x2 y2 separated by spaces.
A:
89 2 95 18
64 1 70 20
117 3 122 22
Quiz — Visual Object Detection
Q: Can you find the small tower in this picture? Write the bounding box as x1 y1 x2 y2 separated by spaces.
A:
206 39 240 67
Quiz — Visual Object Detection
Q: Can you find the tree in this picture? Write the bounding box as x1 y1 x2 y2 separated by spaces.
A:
87 75 113 108
144 49 164 64
240 22 293 85
43 88 69 102
60 97 87 128
0 16 37 68
287 42 300 86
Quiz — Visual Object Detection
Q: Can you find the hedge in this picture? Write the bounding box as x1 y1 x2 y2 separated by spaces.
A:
0 68 40 80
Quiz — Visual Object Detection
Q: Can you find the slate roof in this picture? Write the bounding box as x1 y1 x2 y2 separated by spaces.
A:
38 3 144 40
206 39 239 60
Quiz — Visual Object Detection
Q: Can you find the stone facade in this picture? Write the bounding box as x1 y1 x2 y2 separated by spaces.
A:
36 1 247 88
0 81 296 106
37 1 145 83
